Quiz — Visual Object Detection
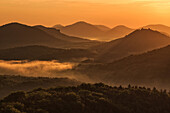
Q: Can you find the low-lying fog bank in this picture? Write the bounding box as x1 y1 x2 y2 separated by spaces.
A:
0 60 79 80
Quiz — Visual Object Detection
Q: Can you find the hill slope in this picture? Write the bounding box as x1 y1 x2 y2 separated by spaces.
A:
143 24 170 36
0 45 97 62
95 25 111 31
53 24 64 29
76 45 170 89
0 75 80 99
34 25 92 43
0 23 67 49
94 29 170 62
60 21 103 38
103 25 134 40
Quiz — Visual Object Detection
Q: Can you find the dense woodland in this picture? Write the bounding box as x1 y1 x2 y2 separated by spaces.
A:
0 83 170 113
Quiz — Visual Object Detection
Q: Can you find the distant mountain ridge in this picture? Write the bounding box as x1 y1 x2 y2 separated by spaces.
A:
54 21 134 41
102 25 134 40
94 25 111 31
143 24 170 36
60 21 103 39
53 21 170 41
53 24 64 29
0 22 65 49
0 22 100 49
34 25 91 43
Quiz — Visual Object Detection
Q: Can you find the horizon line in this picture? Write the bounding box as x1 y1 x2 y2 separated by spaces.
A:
0 21 170 29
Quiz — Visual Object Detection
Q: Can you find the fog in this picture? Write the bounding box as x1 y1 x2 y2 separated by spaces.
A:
0 60 92 82
0 60 68 77
0 60 71 75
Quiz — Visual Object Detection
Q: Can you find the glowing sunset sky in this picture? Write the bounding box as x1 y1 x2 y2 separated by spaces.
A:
0 0 170 28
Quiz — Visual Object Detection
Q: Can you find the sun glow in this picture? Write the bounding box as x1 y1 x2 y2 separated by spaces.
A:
0 0 170 27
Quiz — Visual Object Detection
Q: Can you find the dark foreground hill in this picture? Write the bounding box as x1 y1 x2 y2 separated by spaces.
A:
0 45 97 62
0 83 170 113
75 45 170 89
93 29 170 63
0 75 80 99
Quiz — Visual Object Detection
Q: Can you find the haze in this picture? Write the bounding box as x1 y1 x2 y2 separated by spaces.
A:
0 0 170 27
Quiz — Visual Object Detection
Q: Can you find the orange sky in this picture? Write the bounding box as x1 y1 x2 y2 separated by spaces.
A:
0 0 170 28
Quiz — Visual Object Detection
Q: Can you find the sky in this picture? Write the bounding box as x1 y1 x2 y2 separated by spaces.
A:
0 0 170 28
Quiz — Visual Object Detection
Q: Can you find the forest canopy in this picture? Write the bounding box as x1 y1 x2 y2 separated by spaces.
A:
0 83 170 113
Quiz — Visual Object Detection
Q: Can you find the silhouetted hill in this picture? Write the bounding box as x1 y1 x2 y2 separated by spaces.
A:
0 22 67 49
0 75 80 99
0 45 97 62
143 24 170 36
53 24 64 29
57 21 134 41
0 22 100 49
95 25 111 31
1 83 170 113
94 29 170 62
103 25 134 40
76 45 170 89
60 21 103 39
53 22 170 41
34 25 92 43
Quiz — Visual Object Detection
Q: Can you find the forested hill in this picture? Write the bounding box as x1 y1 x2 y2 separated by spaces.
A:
75 45 170 89
0 83 170 113
0 75 80 99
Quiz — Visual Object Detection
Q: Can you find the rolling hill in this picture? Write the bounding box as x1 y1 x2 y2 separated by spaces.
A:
75 45 170 89
56 21 134 41
0 22 100 49
0 45 97 62
143 24 170 36
93 29 170 63
34 25 92 43
60 21 103 39
53 24 64 29
53 22 170 41
0 75 80 99
103 25 134 40
0 22 67 49
95 25 111 31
